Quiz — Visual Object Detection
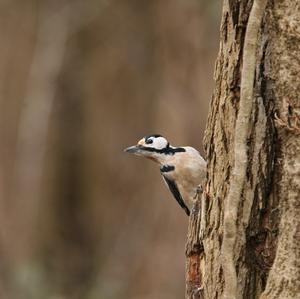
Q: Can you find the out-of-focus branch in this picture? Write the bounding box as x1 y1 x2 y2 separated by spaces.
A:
10 2 70 262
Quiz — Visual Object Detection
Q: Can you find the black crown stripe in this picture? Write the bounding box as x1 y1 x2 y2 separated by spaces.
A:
139 146 186 155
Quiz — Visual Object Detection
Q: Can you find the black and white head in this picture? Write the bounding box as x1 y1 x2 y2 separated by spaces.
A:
124 134 170 162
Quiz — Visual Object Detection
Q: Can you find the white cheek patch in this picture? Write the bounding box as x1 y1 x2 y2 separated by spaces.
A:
152 137 168 149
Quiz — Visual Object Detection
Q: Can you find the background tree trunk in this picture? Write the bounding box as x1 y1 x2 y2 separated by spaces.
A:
186 0 300 298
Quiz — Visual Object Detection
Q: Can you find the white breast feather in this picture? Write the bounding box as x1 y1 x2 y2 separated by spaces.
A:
163 146 206 207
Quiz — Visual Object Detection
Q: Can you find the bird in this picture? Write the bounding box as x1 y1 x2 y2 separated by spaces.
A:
124 134 206 216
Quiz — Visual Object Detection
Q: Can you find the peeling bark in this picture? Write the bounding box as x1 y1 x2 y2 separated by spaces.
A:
186 0 300 298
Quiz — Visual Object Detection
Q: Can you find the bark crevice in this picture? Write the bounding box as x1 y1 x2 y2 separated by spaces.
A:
186 0 300 298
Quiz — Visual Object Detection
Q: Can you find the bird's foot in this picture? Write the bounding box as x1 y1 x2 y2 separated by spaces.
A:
194 183 210 199
194 185 203 199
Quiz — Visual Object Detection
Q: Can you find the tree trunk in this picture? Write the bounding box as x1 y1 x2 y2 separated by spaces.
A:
186 0 300 298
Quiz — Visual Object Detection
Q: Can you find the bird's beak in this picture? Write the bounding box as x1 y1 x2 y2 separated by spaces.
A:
124 145 141 154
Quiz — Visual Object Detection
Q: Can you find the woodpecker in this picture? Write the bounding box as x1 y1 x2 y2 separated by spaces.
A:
124 134 206 216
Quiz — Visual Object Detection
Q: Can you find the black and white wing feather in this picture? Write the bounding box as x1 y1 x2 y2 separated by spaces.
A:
161 175 190 216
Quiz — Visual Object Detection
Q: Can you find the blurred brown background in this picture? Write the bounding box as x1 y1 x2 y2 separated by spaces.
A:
0 1 221 298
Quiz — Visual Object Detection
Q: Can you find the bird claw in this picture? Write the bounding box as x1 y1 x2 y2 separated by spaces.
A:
194 184 210 199
194 185 203 199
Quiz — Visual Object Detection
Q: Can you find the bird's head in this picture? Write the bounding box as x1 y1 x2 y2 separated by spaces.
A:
124 134 169 163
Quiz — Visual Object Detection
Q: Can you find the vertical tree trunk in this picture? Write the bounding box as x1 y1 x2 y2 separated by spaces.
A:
186 1 300 298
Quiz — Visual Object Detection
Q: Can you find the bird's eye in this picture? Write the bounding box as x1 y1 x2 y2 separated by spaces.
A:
146 138 153 144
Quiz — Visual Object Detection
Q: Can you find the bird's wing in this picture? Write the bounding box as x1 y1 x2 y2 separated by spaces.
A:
161 175 190 216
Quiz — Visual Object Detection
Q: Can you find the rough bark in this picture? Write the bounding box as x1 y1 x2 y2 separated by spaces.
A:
186 0 300 298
